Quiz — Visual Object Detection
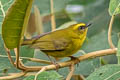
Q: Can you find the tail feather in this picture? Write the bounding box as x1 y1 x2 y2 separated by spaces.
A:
21 39 34 45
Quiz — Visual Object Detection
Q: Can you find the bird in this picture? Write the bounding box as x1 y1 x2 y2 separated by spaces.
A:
21 22 91 62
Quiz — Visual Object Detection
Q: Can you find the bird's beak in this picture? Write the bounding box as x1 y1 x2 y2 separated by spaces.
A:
86 23 92 28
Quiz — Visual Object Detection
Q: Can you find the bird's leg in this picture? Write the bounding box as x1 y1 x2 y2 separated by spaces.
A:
46 54 60 70
69 56 80 66
46 54 54 64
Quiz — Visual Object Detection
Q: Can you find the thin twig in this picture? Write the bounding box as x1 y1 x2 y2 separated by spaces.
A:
9 72 36 76
4 45 15 67
0 54 52 64
34 67 47 80
108 15 115 49
14 48 28 70
0 71 26 80
50 0 56 31
0 1 5 17
14 48 20 68
66 63 75 80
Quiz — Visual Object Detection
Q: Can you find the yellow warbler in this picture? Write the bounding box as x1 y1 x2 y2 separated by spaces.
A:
22 23 91 60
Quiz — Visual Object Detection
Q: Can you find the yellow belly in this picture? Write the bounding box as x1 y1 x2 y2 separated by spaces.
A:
42 38 84 58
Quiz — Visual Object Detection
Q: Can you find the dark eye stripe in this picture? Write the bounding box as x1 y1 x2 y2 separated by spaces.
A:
79 26 85 30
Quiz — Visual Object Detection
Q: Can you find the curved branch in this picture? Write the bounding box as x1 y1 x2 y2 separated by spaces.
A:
0 72 26 80
108 15 115 49
19 48 117 71
4 45 15 67
66 63 75 80
34 67 47 80
0 48 117 80
0 55 52 64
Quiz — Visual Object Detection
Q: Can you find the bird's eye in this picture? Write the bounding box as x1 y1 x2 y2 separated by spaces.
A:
78 26 85 30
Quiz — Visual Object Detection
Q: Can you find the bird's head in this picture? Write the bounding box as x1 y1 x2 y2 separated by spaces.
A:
70 22 92 39
72 22 91 33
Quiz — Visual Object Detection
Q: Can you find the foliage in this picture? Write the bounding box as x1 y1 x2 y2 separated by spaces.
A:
2 0 33 49
24 71 63 80
0 0 120 80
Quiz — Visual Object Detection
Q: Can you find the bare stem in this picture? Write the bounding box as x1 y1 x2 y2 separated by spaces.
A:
50 0 56 31
0 1 5 17
0 55 52 64
34 67 47 80
66 63 75 80
4 45 15 67
108 15 115 49
14 48 20 68
14 48 29 70
0 72 26 80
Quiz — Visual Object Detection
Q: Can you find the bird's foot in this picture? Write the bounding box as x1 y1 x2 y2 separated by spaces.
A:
69 56 80 66
46 55 60 71
52 61 60 71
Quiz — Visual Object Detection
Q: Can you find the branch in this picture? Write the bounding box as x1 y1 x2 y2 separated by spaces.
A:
34 67 47 80
23 57 52 64
14 48 20 68
50 0 56 31
0 48 117 80
108 15 115 49
14 48 32 71
0 72 26 80
0 1 5 17
66 63 75 80
0 55 52 64
43 48 117 71
17 48 117 72
4 45 15 67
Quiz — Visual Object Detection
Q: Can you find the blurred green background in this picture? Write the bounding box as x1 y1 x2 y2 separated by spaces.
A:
0 0 119 79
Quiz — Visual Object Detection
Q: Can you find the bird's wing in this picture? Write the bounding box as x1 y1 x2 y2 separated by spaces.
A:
30 37 71 51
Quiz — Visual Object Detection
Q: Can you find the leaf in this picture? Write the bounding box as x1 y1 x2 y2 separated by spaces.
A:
23 71 63 80
86 64 120 80
2 0 33 49
109 0 120 16
117 39 120 64
81 31 118 52
20 46 34 57
0 0 14 34
0 57 19 76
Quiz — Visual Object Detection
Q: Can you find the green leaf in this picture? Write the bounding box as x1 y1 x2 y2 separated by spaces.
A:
24 71 63 80
109 0 120 16
2 0 33 49
0 0 14 34
0 57 20 76
20 46 34 58
86 64 120 80
117 39 120 64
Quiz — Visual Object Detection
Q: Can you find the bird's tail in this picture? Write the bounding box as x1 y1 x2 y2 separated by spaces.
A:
21 39 34 45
